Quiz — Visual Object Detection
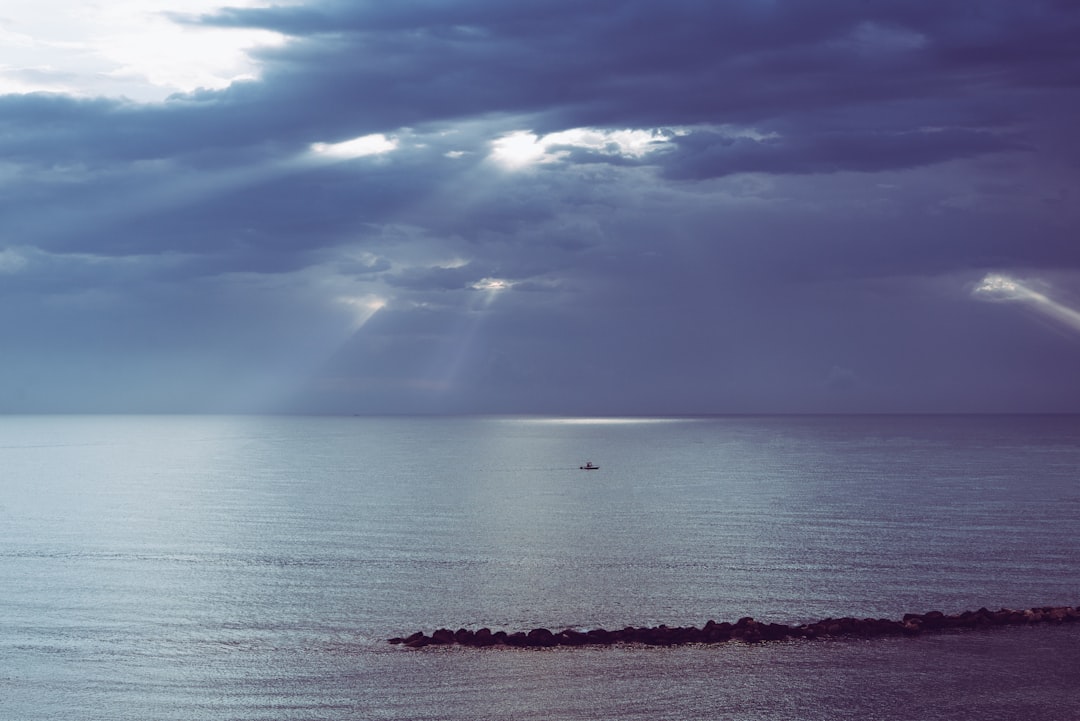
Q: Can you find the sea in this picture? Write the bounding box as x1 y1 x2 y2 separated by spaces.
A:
1 414 1078 720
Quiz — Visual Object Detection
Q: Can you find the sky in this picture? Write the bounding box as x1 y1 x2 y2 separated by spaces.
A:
1 0 1079 415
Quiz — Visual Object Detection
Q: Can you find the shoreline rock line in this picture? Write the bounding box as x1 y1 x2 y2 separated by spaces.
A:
388 605 1079 648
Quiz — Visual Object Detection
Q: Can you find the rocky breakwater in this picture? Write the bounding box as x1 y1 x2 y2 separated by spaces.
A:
388 605 1080 648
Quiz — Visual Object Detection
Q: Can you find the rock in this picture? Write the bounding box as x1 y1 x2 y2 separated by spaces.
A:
557 629 587 646
472 628 494 647
990 609 1017 625
404 635 431 648
760 623 792 641
586 628 613 644
674 626 704 644
504 632 528 647
526 628 557 647
704 621 733 642
430 628 455 645
389 603 1080 649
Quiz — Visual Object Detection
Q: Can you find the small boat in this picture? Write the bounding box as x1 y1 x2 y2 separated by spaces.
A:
579 461 599 470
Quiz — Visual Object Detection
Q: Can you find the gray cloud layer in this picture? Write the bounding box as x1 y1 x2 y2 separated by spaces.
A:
1 0 1078 413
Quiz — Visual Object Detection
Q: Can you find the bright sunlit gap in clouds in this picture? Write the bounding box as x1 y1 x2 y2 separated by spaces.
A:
310 134 399 160
470 277 513 292
973 273 1080 334
490 132 548 169
0 0 289 101
490 127 675 169
470 277 513 310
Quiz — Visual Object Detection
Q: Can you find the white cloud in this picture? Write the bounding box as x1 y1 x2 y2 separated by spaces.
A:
490 131 550 168
471 277 512 291
310 134 399 159
490 127 677 169
974 273 1080 335
0 247 28 274
973 273 1025 301
0 1 288 101
543 127 676 158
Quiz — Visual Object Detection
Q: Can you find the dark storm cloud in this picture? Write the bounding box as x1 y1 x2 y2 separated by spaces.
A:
2 0 1079 413
660 127 1028 179
189 0 1080 130
5 0 1072 170
0 94 261 166
0 0 1068 242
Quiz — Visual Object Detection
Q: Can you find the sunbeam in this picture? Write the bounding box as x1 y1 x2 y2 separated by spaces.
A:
421 279 514 396
337 294 387 331
973 273 1080 334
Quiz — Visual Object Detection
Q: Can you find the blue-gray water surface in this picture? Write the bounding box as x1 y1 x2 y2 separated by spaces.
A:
1 414 1078 720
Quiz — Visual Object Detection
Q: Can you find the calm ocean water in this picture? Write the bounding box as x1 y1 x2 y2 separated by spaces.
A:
1 414 1078 720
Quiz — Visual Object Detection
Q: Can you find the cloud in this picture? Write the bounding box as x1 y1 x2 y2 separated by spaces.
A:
0 0 1078 413
187 0 1080 131
0 247 29 274
659 126 1026 179
310 133 398 159
973 273 1080 336
0 0 287 100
